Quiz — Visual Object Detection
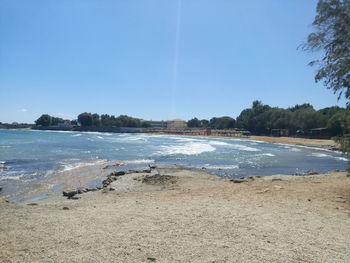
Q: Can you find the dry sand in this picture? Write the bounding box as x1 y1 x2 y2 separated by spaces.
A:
1 166 349 263
247 136 338 150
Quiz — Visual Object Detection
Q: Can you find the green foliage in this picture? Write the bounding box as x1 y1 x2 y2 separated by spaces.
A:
187 118 201 128
35 114 64 126
236 101 348 136
141 121 151 128
35 114 52 126
78 112 93 126
209 117 236 129
78 113 144 128
303 0 350 101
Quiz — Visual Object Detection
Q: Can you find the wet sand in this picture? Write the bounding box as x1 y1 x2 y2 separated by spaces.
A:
0 166 349 263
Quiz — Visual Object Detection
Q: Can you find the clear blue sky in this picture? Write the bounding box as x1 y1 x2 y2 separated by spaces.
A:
0 0 347 123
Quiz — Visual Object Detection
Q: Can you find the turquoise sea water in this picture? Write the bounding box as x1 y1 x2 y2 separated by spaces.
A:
0 129 348 200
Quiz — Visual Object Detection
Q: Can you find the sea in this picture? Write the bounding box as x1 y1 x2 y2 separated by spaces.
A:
0 129 348 202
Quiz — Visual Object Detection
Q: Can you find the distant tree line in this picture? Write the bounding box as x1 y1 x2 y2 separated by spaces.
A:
34 113 150 128
188 100 349 137
77 113 150 128
34 102 349 137
35 114 68 127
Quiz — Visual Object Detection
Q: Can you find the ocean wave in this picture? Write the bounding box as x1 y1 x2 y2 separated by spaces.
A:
229 144 260 152
260 153 275 157
311 153 330 158
59 159 107 172
97 136 104 139
158 142 216 155
334 156 349 161
201 164 239 170
208 141 230 146
72 134 82 137
123 159 155 164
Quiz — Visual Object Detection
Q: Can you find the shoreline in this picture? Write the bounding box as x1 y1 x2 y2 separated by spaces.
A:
1 165 349 262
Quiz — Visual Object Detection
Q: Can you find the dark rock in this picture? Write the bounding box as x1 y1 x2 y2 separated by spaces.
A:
307 171 319 175
109 187 115 191
142 169 152 173
112 171 126 176
63 189 78 198
147 258 156 262
230 179 249 183
69 196 80 200
271 178 283 182
0 187 2 192
149 164 157 169
96 186 103 190
63 207 69 210
27 203 38 206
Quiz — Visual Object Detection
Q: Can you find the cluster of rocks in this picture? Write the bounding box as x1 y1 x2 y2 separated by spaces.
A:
62 165 156 199
230 176 257 183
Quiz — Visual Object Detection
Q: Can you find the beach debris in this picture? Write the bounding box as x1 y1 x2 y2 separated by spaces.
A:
335 196 346 203
27 203 38 206
271 178 283 182
62 207 69 210
0 187 2 192
230 178 249 183
307 170 319 175
257 188 270 194
142 174 177 186
147 257 156 262
149 164 157 169
103 162 125 169
109 187 115 191
63 189 78 199
308 199 311 202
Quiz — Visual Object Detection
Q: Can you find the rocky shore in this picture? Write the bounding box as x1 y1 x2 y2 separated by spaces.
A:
0 165 349 262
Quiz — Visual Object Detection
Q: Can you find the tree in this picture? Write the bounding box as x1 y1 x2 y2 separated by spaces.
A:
78 112 93 126
209 116 236 129
92 113 101 126
35 114 52 126
303 0 350 171
302 0 350 101
187 118 201 128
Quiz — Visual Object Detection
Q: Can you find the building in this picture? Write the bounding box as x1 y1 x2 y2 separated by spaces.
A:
147 120 167 129
167 119 187 130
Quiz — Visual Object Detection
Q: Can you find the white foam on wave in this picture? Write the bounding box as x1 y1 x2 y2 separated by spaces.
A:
123 159 155 164
202 164 239 170
72 134 82 137
335 156 349 161
60 159 107 172
172 137 206 143
159 142 216 155
208 141 230 146
229 144 260 152
260 153 275 157
311 153 330 158
97 136 104 139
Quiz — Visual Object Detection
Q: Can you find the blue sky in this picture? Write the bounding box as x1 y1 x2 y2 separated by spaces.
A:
0 0 347 123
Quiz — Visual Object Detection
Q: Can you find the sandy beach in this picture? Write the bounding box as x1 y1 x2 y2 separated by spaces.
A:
1 165 349 263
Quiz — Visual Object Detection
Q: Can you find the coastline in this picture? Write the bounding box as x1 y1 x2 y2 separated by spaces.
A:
1 165 349 262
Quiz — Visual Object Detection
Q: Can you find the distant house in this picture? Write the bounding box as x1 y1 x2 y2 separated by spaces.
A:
147 120 167 129
57 121 72 128
167 119 187 130
271 129 289 137
309 128 331 139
